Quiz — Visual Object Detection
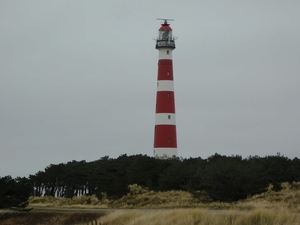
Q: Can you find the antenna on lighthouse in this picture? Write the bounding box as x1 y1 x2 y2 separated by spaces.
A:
157 18 174 24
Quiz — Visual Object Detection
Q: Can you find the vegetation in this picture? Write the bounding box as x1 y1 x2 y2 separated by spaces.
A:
2 182 300 224
98 208 300 225
0 212 105 225
2 209 300 225
2 153 300 206
0 176 32 211
27 182 300 211
26 153 300 202
28 184 200 209
2 153 300 224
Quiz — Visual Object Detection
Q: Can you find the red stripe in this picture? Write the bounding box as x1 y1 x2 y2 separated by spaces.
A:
154 125 177 148
157 60 173 81
155 91 175 113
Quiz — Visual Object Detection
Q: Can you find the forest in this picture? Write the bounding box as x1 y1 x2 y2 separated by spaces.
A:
1 153 300 209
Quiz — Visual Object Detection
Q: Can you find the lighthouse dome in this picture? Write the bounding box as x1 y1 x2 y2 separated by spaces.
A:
159 22 172 31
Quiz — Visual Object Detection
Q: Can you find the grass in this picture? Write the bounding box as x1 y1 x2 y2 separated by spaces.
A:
2 209 300 225
21 182 300 224
29 193 110 209
236 182 300 213
0 212 105 225
29 184 200 209
111 184 199 208
97 208 300 225
28 182 300 212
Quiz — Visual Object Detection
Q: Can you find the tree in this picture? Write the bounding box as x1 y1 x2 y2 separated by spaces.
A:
199 154 269 202
127 155 160 190
158 158 189 191
0 176 32 210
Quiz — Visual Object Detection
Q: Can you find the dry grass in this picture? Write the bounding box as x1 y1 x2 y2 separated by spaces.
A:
0 212 105 225
234 182 300 213
114 181 300 225
26 182 300 224
29 182 300 212
111 184 199 208
97 208 300 225
29 184 199 209
29 194 110 209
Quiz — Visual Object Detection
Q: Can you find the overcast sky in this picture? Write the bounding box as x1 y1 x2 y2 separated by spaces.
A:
1 0 300 178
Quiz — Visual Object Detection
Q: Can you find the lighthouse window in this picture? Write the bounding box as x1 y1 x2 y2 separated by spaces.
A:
167 93 170 97
168 138 172 143
167 71 170 76
167 50 169 54
168 115 171 119
157 82 159 87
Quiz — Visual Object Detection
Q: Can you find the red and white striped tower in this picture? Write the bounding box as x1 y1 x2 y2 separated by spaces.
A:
154 19 177 158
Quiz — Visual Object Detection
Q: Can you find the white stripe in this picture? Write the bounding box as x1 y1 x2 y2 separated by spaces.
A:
154 148 178 158
155 113 176 125
159 49 173 60
157 80 174 91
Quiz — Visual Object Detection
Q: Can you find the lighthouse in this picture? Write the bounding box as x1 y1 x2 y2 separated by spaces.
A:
153 19 177 158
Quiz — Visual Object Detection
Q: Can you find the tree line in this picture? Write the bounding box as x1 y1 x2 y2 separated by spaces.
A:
1 153 300 208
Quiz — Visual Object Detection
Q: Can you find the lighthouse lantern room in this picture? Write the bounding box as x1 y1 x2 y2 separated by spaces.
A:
153 19 178 158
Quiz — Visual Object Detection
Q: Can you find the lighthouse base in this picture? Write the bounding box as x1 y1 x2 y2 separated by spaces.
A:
154 148 177 158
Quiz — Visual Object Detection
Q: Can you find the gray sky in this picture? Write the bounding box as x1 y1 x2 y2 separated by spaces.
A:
1 0 300 178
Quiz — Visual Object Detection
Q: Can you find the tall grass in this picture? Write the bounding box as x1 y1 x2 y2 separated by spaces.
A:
2 209 299 225
238 182 300 213
29 182 300 212
26 182 300 224
0 212 104 225
29 194 109 208
29 184 198 209
98 208 300 225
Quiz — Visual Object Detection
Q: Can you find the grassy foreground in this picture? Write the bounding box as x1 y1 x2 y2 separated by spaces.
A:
28 183 300 212
98 208 300 225
0 212 105 225
2 182 300 224
97 182 300 225
1 209 300 225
